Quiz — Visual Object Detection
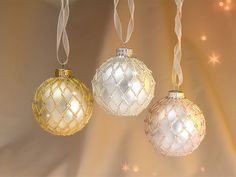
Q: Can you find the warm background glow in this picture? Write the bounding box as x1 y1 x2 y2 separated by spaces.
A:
0 0 235 177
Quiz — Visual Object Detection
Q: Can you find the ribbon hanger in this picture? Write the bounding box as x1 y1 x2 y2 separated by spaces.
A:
172 0 184 90
114 0 135 44
57 0 70 67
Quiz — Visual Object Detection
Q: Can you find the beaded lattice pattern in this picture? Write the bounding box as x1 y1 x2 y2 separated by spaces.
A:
32 76 93 136
145 94 206 156
92 56 155 116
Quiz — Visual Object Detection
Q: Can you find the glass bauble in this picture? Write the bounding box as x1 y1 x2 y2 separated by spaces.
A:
145 90 206 156
92 48 156 116
32 69 93 136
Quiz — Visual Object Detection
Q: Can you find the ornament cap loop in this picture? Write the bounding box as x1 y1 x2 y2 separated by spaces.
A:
168 90 185 99
116 48 133 58
55 68 72 78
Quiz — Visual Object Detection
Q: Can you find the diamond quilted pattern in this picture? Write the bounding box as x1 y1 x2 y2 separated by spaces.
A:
145 92 206 156
92 56 155 116
32 75 93 136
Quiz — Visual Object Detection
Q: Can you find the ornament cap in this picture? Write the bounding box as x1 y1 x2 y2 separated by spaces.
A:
116 48 133 58
55 69 72 78
168 90 185 99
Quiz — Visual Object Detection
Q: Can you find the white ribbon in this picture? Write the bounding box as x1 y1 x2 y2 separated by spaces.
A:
57 0 70 67
172 0 184 89
114 0 135 44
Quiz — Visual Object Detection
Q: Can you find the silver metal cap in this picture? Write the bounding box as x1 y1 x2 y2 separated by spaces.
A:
168 90 185 99
116 48 133 57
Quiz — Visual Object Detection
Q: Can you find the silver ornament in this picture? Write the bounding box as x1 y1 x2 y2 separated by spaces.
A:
92 48 156 116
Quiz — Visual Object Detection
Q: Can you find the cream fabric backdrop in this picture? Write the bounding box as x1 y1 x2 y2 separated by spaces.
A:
0 0 235 177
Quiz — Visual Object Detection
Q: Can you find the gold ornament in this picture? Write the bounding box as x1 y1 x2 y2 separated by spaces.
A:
32 69 93 136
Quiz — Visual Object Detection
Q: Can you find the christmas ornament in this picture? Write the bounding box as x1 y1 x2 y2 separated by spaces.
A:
92 48 155 116
92 0 156 116
32 0 93 136
32 69 93 136
145 91 206 156
145 0 206 156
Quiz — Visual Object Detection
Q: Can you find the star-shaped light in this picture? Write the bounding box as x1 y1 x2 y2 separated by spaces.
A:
132 165 139 173
201 35 207 41
225 5 230 11
219 1 224 7
121 162 130 172
208 53 220 66
218 0 232 11
200 166 206 172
